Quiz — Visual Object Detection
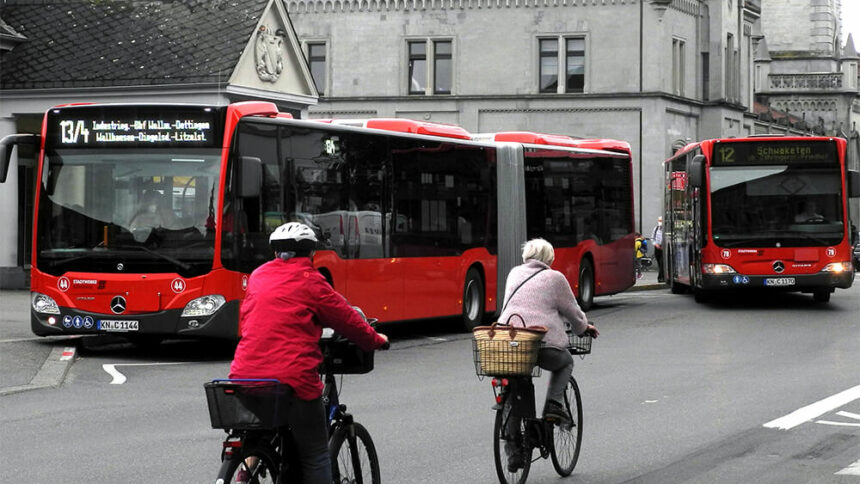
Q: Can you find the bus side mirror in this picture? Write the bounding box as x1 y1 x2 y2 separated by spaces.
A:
848 170 860 198
688 154 705 188
0 134 39 183
238 156 262 198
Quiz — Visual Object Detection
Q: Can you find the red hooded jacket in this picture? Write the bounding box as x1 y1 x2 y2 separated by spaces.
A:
229 257 386 400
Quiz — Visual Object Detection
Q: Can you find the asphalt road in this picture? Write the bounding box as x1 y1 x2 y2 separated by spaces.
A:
1 279 858 483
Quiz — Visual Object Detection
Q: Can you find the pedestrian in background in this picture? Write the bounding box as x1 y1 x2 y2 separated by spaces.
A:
652 217 664 282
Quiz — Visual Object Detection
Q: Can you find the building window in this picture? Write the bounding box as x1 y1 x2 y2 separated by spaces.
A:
539 39 559 92
672 38 685 96
539 36 586 94
434 40 452 94
408 39 453 95
565 38 585 93
307 42 327 96
408 41 427 94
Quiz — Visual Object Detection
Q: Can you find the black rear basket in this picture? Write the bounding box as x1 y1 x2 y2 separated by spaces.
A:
204 380 291 430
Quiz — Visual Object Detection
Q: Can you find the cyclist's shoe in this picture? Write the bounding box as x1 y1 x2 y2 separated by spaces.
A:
507 452 525 473
543 400 570 425
236 468 251 484
505 442 524 472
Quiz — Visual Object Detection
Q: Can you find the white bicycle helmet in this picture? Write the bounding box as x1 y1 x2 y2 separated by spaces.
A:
269 222 318 254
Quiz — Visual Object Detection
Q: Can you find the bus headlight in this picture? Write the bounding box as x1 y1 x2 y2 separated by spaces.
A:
32 293 60 314
702 264 737 275
181 295 226 317
820 262 851 273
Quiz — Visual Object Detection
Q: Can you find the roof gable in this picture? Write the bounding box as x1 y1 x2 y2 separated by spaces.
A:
228 0 318 98
0 0 271 89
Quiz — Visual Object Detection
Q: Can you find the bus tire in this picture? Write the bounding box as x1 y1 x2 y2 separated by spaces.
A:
462 268 485 330
812 289 831 303
577 259 594 311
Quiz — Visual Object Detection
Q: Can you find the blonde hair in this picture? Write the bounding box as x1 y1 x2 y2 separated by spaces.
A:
521 238 555 265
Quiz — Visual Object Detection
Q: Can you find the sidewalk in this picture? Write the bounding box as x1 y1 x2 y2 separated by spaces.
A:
0 290 79 395
629 268 667 292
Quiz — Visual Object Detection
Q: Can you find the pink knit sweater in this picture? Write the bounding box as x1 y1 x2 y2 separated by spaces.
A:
497 259 588 348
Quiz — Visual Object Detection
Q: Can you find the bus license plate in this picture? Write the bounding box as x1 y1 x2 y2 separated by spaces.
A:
98 320 139 332
764 278 795 287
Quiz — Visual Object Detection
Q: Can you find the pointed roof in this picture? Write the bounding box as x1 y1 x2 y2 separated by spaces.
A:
755 36 772 62
843 33 859 59
0 0 271 89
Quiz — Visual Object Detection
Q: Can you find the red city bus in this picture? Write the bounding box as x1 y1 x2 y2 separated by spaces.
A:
663 136 859 303
478 131 636 310
0 102 634 342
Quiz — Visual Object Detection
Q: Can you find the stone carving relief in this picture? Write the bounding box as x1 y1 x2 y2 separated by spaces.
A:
256 25 285 82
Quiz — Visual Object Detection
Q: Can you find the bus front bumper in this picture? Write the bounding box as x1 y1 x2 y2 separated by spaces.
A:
700 270 854 292
31 300 239 340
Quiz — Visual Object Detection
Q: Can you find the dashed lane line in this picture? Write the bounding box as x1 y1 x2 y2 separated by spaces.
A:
836 459 860 476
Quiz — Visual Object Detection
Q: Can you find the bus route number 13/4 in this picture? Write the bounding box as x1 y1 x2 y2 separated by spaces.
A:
60 120 91 144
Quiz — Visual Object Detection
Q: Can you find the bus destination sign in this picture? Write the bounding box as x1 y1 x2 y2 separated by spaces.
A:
46 106 222 148
712 140 837 166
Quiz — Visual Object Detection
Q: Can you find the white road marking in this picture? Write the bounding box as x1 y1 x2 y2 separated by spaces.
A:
102 362 188 384
422 336 447 342
816 410 860 427
763 384 860 430
836 459 860 476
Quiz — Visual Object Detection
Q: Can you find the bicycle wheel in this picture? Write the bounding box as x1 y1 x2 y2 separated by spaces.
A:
329 422 381 484
550 376 583 476
493 401 531 484
216 445 280 484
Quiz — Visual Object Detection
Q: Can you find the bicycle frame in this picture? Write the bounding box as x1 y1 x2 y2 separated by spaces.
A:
491 377 553 459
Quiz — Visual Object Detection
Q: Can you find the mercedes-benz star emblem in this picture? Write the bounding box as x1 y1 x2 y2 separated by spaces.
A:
110 296 127 314
772 261 785 273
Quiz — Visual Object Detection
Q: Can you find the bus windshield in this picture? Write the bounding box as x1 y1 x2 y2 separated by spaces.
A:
709 164 844 247
36 148 221 277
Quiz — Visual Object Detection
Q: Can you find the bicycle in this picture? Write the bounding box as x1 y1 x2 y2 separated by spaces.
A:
474 327 594 484
205 323 388 484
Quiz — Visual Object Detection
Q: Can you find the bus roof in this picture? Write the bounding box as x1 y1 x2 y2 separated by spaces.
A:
672 135 842 158
310 118 472 140
479 131 578 147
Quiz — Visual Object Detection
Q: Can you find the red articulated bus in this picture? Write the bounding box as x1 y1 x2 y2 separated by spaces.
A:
663 136 859 303
0 102 634 343
475 131 636 310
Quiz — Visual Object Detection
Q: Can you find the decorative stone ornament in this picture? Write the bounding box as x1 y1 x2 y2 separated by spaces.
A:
255 25 284 82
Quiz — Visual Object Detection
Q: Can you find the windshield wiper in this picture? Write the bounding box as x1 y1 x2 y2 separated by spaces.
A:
112 244 193 272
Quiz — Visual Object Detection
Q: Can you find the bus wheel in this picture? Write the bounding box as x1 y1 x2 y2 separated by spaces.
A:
577 259 594 311
812 289 831 303
462 268 485 330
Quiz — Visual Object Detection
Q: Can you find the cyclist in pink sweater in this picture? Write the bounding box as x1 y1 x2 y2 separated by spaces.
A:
498 238 599 421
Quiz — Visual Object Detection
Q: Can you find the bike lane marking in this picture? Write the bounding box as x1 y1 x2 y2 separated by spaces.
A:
102 362 189 384
763 384 860 430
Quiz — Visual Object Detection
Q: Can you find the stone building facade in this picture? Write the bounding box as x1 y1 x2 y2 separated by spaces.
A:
288 0 785 236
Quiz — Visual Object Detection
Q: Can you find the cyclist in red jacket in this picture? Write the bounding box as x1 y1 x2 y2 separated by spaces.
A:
229 222 388 484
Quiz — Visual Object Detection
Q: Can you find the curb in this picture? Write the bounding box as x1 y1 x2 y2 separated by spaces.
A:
627 283 668 292
0 345 77 396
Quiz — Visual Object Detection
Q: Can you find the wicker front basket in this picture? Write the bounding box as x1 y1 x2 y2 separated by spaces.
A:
472 319 546 377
